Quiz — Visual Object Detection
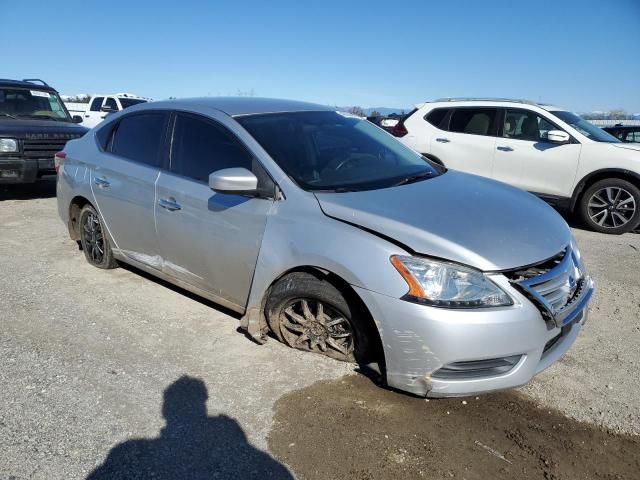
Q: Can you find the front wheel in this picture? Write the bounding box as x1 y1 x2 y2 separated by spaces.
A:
580 179 640 234
265 272 372 363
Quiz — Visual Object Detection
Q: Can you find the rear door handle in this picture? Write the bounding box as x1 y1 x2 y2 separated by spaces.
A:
497 146 514 152
158 197 181 211
93 177 110 188
435 137 450 143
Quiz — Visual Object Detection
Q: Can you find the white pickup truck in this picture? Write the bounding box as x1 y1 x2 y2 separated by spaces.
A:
64 94 149 128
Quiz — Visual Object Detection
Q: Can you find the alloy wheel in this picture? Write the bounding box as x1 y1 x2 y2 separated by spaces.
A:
587 187 636 229
82 211 105 264
279 298 354 360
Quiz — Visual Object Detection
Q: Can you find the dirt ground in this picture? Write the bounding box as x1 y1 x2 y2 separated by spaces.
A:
269 375 640 480
1 179 639 479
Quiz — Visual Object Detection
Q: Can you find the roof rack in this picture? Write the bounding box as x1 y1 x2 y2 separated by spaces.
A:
22 78 50 87
433 97 538 105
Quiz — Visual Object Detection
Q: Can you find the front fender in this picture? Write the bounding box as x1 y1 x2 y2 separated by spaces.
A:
241 193 410 340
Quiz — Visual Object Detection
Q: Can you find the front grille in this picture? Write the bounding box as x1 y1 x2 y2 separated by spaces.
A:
506 248 587 327
22 139 69 159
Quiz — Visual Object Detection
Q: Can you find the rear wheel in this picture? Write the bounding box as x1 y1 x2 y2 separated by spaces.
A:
580 179 640 234
265 272 373 363
79 204 118 269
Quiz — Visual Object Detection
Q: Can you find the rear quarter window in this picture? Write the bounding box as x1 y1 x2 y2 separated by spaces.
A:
425 108 450 130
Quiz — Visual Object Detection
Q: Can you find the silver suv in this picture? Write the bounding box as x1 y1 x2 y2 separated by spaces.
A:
56 98 593 397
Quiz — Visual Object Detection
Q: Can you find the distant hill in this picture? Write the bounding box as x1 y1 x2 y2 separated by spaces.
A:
338 106 411 117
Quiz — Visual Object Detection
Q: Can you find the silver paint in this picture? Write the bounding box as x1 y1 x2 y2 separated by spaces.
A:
57 97 593 397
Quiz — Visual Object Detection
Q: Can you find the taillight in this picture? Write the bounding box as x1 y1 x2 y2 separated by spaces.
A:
391 120 409 137
54 151 66 173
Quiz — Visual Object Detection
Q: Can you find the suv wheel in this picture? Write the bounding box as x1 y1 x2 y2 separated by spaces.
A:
265 272 372 363
79 204 118 269
580 178 640 234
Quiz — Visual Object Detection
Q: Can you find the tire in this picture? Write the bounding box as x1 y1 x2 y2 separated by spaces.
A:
265 272 374 363
79 204 118 269
580 178 640 234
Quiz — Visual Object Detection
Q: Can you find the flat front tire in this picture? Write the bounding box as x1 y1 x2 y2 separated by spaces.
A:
265 272 372 363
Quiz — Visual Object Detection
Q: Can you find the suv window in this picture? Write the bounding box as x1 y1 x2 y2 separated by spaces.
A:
449 108 497 136
425 108 450 130
104 97 118 111
170 113 253 183
110 113 167 167
503 109 559 142
625 130 640 142
90 97 104 112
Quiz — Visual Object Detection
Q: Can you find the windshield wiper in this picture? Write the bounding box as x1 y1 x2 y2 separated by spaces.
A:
16 114 63 121
392 170 434 187
0 113 17 119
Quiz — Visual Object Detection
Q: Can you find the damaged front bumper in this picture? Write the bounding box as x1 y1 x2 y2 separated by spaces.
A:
353 275 592 398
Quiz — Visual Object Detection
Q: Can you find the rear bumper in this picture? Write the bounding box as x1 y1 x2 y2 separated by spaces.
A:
0 157 55 184
353 277 591 398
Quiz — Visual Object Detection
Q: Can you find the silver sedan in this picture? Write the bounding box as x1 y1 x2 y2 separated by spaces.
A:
56 97 593 397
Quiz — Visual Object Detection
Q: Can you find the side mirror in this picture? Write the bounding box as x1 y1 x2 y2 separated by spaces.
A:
72 115 83 124
547 130 570 144
209 167 258 194
101 105 117 113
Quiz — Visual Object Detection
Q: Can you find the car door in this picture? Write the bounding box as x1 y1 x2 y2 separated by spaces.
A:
155 111 274 309
83 96 104 128
429 107 498 177
91 111 169 267
492 108 581 197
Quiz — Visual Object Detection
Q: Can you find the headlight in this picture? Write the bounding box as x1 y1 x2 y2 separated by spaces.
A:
0 138 18 153
390 255 513 308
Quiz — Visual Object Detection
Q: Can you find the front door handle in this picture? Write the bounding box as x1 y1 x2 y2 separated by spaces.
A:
435 137 450 143
497 146 514 152
158 197 181 211
93 177 110 188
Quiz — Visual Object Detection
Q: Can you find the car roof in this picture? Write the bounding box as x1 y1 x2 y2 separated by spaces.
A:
422 98 562 111
0 79 56 92
147 97 333 116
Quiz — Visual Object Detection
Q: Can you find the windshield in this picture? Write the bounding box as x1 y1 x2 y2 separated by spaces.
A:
551 111 620 143
0 87 71 121
237 111 440 191
119 98 147 109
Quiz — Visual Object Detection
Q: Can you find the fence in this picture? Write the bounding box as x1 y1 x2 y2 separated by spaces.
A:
588 119 640 127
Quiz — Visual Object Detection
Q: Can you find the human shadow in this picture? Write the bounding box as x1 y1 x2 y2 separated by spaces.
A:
86 376 294 480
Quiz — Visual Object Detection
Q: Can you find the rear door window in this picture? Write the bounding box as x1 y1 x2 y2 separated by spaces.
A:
110 113 168 167
104 97 118 111
449 108 498 136
89 97 104 112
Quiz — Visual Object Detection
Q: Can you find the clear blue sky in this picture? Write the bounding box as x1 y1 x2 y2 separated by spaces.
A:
2 0 639 112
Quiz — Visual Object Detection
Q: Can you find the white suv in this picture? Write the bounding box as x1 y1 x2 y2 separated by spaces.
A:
394 98 640 234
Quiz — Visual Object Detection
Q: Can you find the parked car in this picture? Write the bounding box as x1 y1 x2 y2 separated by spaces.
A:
0 78 88 184
57 97 593 397
367 115 399 132
68 94 149 128
394 98 640 234
602 124 640 143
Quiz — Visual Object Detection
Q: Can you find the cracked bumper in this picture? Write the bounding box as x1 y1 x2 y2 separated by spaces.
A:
353 280 589 398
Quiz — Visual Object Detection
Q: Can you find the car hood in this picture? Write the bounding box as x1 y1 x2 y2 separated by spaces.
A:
0 119 88 137
611 143 640 152
314 171 570 271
